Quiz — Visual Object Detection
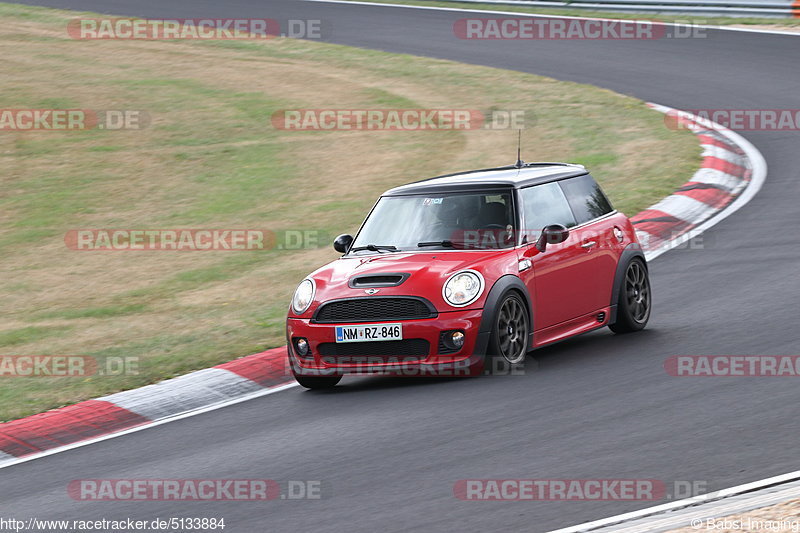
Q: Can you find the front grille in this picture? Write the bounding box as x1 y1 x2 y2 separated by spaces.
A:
313 297 436 323
318 339 430 364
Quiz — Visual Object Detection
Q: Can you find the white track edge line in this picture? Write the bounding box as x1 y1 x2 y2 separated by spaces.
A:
303 0 800 37
0 381 299 470
547 470 800 532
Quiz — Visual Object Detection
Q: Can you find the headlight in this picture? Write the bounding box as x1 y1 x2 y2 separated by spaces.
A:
291 279 315 315
443 270 484 307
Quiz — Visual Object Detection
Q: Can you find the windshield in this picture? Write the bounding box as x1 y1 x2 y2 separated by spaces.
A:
350 191 516 252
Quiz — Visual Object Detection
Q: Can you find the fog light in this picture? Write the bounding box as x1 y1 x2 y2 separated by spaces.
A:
451 331 465 348
295 338 309 356
439 330 466 354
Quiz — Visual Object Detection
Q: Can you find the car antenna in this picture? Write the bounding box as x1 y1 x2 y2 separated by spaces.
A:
514 129 524 168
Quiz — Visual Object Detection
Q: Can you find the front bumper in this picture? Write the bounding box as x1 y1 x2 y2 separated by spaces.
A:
286 308 486 376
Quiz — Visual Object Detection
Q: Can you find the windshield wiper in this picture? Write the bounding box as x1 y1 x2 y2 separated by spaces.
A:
349 244 398 253
417 240 455 248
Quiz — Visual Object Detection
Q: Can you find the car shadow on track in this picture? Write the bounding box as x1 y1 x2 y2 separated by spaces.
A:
299 327 665 394
531 326 664 366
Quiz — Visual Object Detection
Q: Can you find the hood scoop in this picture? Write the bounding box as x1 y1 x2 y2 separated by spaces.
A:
348 273 410 289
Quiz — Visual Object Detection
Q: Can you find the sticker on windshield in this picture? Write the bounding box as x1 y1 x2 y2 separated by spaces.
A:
423 198 443 205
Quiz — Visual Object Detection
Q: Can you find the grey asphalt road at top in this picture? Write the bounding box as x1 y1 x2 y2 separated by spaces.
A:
3 1 800 531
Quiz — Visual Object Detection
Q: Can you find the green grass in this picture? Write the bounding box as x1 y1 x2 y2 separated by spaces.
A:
0 326 73 348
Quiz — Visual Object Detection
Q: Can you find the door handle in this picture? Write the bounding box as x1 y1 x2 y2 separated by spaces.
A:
581 241 597 249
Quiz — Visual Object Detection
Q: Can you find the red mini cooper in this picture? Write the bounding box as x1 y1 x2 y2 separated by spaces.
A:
286 162 651 389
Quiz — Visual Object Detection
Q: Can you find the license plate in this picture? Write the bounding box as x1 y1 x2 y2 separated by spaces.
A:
335 323 402 343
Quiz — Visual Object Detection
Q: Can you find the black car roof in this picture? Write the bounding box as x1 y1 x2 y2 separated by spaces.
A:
383 162 588 196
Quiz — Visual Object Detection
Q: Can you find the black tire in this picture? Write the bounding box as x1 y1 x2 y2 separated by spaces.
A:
293 372 342 390
484 292 530 375
609 258 651 333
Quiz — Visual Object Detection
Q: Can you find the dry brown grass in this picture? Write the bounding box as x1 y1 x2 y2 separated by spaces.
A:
0 2 699 420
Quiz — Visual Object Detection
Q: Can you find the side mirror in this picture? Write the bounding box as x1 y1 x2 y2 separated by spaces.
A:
333 234 353 254
535 224 569 252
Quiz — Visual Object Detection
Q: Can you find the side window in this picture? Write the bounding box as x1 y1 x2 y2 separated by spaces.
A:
558 174 614 225
520 182 577 237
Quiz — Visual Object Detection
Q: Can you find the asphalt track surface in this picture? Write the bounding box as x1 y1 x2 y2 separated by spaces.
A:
3 1 800 531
